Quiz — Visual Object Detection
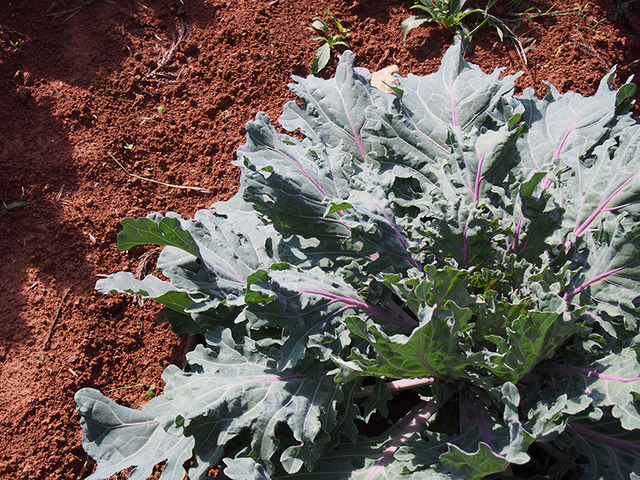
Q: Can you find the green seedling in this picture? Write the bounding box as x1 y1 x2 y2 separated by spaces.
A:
111 382 163 398
588 16 605 31
8 39 21 53
310 9 350 74
123 142 134 151
2 201 30 215
35 354 45 365
4 30 24 53
145 384 159 397
402 0 481 42
157 105 166 115
402 0 533 65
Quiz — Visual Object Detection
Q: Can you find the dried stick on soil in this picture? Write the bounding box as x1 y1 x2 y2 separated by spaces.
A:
108 153 210 193
145 0 191 81
43 287 71 350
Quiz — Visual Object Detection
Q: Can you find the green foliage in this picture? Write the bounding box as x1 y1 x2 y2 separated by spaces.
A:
402 0 531 64
401 0 480 41
111 380 163 398
309 9 350 74
8 39 21 53
77 44 640 479
2 200 30 215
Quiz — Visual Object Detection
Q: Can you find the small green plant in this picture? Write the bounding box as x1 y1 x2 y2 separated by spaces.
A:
2 200 30 215
402 0 481 41
123 142 134 151
144 384 159 397
309 9 350 74
8 39 21 53
35 354 45 365
157 105 166 115
3 30 24 53
111 382 163 398
402 0 531 64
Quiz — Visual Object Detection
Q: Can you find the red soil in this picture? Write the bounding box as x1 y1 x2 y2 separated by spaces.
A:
0 0 638 477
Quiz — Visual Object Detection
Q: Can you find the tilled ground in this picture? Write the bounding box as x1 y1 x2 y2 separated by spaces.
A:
0 0 638 477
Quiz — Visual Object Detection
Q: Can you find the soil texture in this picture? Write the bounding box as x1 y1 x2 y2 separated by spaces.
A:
1 0 639 478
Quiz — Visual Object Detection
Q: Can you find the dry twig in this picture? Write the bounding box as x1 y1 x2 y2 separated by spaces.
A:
43 287 71 350
145 0 192 81
108 153 210 193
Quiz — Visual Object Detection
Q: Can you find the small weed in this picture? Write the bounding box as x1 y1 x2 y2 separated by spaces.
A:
401 0 555 65
310 9 350 74
8 39 21 53
402 0 482 42
157 105 166 115
123 142 134 151
35 354 45 365
144 384 159 397
2 201 30 214
588 18 605 31
4 30 24 53
111 382 163 398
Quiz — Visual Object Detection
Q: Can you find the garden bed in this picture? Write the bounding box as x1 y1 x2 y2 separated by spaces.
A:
1 0 639 478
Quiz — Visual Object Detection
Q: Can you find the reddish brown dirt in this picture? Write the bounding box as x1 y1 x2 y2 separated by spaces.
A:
0 0 638 478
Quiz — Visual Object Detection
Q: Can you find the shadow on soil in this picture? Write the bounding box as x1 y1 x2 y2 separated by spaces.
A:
0 0 214 349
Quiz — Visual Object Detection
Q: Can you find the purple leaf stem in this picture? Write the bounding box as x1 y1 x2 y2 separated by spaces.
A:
563 264 634 301
119 420 162 428
337 89 367 160
508 215 524 252
265 145 347 218
300 289 417 330
473 144 491 203
362 390 452 480
202 252 247 285
553 120 576 161
557 364 640 385
573 170 640 237
568 422 640 457
266 146 328 197
473 402 498 452
383 300 418 330
366 194 422 271
461 217 471 267
365 239 416 264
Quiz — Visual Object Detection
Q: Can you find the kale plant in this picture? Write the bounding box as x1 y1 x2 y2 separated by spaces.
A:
76 43 640 479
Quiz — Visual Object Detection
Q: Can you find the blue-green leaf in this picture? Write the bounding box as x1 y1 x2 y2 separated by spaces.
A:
75 389 194 480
